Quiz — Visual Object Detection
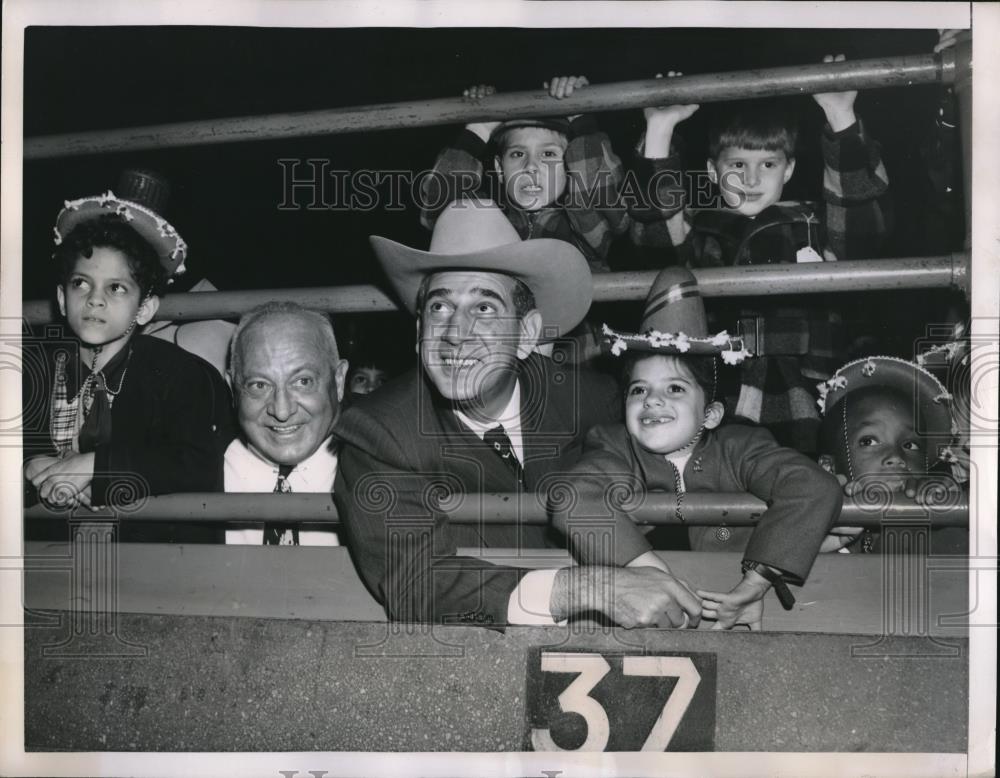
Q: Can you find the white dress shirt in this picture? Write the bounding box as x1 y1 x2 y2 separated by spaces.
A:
223 436 339 545
451 382 560 625
452 380 525 463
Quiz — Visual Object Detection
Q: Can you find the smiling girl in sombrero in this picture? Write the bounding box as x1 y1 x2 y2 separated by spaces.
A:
550 266 842 629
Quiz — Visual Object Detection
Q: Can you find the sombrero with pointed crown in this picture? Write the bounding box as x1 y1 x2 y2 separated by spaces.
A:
602 266 750 364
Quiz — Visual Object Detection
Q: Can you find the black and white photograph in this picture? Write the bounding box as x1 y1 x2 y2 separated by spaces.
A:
1 2 996 776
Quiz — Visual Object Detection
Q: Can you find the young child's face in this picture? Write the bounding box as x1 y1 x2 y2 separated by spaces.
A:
841 391 928 490
348 366 388 395
495 127 568 211
708 147 795 217
625 355 721 455
57 246 154 351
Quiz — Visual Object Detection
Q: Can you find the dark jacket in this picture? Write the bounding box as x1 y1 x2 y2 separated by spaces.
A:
24 334 235 542
333 353 620 626
553 422 842 584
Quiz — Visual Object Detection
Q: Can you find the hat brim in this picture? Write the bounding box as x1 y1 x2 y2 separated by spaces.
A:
820 356 953 440
370 235 592 342
55 194 187 277
602 325 750 363
489 118 571 145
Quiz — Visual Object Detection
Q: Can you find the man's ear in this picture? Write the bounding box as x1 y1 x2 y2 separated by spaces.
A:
783 157 796 184
56 286 66 317
414 317 422 355
493 156 504 180
136 295 160 326
706 158 718 185
333 358 350 403
516 310 543 359
703 401 724 430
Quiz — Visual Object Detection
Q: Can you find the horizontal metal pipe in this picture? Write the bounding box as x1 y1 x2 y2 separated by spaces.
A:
23 492 969 528
21 254 966 326
25 52 954 160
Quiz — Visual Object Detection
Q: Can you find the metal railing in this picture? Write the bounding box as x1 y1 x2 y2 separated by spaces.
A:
23 492 969 528
20 44 973 530
22 254 969 325
24 52 957 160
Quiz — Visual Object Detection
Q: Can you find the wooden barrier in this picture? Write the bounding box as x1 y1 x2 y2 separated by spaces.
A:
22 543 969 752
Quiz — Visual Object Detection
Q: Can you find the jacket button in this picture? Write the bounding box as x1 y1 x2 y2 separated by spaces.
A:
715 527 731 542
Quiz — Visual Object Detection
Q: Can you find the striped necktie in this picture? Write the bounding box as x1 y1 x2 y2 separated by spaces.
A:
263 464 298 545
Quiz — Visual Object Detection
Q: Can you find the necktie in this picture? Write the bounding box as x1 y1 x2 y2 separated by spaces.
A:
263 464 298 545
484 424 524 484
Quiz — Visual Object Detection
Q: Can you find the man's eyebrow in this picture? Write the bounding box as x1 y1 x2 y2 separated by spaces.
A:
469 287 509 307
425 286 451 300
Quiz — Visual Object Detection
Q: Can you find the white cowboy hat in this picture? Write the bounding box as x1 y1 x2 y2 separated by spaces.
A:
370 198 592 341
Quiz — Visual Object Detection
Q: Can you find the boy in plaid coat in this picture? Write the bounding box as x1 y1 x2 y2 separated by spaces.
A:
627 57 891 454
419 76 629 273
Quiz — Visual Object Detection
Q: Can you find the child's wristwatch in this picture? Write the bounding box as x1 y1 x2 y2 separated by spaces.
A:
741 559 796 611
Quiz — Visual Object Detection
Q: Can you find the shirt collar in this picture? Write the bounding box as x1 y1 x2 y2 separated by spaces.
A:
243 436 337 481
453 380 521 438
453 381 525 464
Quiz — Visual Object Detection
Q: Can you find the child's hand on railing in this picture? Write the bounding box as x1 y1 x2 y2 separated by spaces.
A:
462 84 501 142
698 576 766 631
642 72 698 158
543 75 589 121
27 451 98 511
543 74 589 99
812 54 858 133
933 29 969 54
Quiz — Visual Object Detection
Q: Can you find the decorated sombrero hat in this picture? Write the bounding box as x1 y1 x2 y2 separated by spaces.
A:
602 266 750 364
817 356 954 444
370 198 592 342
53 169 188 278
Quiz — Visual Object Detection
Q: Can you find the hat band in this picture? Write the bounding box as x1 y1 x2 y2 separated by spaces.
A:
644 280 700 320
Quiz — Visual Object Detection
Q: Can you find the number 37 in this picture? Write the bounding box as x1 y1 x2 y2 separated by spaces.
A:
530 652 702 752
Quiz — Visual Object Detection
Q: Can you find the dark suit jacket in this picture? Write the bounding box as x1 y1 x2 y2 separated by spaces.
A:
24 334 235 543
333 353 620 626
553 422 842 584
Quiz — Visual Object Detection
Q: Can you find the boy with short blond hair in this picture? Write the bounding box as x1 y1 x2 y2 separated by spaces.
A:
628 56 892 454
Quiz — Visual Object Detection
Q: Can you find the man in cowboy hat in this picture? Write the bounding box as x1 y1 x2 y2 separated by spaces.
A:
334 198 703 628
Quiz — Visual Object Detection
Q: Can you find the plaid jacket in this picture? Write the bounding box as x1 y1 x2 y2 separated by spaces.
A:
628 119 891 263
419 115 629 272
